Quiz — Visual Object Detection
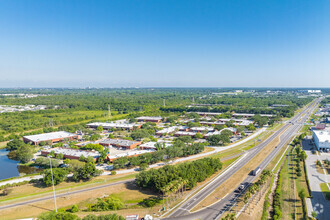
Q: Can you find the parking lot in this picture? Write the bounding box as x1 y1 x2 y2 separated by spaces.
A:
303 139 330 220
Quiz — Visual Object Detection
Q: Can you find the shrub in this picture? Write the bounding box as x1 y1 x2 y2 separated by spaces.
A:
140 197 162 207
90 196 124 211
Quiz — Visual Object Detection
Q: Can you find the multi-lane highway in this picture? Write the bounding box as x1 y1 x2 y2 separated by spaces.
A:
165 99 320 220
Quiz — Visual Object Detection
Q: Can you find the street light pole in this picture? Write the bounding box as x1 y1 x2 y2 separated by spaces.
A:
48 156 57 212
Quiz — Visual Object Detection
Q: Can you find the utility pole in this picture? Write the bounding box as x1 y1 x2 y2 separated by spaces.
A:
48 156 57 212
108 104 111 118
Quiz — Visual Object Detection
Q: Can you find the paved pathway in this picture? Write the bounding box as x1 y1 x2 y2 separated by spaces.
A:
303 139 330 220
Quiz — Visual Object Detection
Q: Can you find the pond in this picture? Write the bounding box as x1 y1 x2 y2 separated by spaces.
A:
0 148 43 181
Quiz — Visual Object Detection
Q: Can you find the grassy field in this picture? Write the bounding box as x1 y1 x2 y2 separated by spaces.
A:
192 126 287 212
320 183 330 200
0 173 136 204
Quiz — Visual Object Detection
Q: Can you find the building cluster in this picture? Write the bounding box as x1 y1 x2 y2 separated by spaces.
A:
188 112 274 118
312 102 330 152
30 113 256 165
0 105 47 113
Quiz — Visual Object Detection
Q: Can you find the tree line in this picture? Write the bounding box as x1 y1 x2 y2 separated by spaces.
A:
136 157 222 192
112 142 205 170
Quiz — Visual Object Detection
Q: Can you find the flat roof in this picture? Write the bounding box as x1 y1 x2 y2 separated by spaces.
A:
174 131 196 136
140 142 172 149
190 127 214 132
136 116 162 120
100 139 140 147
313 130 330 142
23 131 77 143
108 149 153 160
86 122 138 129
43 147 100 158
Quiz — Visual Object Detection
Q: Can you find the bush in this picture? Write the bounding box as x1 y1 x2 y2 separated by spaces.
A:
90 196 124 211
38 211 80 220
69 204 79 213
111 171 116 175
140 197 162 207
82 214 125 220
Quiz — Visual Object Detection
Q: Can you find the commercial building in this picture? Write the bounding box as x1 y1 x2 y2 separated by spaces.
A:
204 128 237 138
23 131 78 145
86 122 141 130
156 126 188 136
312 130 330 152
189 112 274 118
200 119 252 126
315 124 326 130
174 131 197 137
188 112 221 116
41 148 100 161
136 116 163 123
107 149 153 162
232 113 274 118
139 142 172 150
190 127 214 133
99 139 141 149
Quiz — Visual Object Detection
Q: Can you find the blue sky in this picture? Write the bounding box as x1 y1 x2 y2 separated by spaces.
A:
0 0 329 87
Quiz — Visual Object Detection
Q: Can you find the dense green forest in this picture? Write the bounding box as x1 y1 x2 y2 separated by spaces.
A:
0 88 317 139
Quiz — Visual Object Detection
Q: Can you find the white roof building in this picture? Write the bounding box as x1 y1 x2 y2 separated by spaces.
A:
204 128 237 137
140 142 172 150
23 131 78 145
41 147 100 159
86 122 140 130
312 130 330 151
190 127 215 132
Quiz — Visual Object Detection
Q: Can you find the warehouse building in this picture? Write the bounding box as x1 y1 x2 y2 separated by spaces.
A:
190 127 214 133
23 131 78 145
232 113 274 118
86 122 141 130
139 142 172 150
174 131 197 137
156 126 188 136
136 116 162 123
312 130 330 152
99 139 141 149
107 149 152 162
41 148 100 161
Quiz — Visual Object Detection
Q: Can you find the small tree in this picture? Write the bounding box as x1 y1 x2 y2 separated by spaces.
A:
56 153 64 160
139 163 148 171
298 189 306 201
96 126 103 132
194 133 203 139
312 211 317 218
79 155 86 162
70 204 79 213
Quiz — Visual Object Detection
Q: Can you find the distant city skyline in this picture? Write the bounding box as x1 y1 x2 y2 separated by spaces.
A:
0 0 329 88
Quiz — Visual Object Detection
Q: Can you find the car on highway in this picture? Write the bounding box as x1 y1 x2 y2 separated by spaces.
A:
235 182 249 193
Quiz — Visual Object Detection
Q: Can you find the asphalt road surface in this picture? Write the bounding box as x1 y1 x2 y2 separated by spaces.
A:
0 179 134 210
165 99 320 220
